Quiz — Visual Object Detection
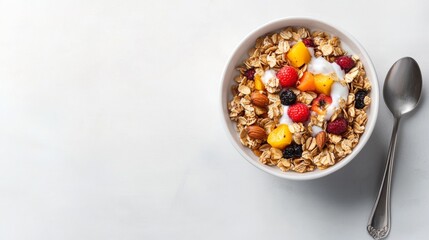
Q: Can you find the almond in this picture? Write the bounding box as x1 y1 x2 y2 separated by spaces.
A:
250 92 269 107
246 125 267 140
316 131 327 150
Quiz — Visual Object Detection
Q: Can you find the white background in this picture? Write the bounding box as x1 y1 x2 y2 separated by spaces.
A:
0 0 428 239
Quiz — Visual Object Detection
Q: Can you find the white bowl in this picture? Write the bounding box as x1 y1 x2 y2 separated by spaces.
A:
220 17 379 180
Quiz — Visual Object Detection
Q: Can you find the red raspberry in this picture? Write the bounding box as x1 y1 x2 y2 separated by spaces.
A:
302 38 314 47
287 103 310 122
335 56 355 72
327 117 348 135
277 66 298 87
244 68 255 80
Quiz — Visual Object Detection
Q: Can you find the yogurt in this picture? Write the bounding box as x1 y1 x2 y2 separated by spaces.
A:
261 69 276 85
306 48 348 120
331 62 345 81
279 105 293 125
307 48 345 81
311 125 323 137
308 56 335 75
324 82 349 120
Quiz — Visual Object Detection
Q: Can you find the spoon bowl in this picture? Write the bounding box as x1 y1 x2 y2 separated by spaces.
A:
384 57 422 117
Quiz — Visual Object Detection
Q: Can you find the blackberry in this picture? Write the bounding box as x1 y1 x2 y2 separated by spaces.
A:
355 90 367 109
280 89 297 106
244 68 255 80
282 143 303 159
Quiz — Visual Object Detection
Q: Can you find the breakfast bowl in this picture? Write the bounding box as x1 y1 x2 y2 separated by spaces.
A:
220 17 379 180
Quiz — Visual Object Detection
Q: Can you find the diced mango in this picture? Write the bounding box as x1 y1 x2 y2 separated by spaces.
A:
254 74 265 91
297 71 316 91
314 74 334 95
267 124 292 149
286 41 311 68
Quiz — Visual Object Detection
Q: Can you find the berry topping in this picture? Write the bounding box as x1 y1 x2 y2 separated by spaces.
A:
282 143 303 159
244 68 255 80
277 66 298 87
326 117 348 135
355 90 367 109
287 103 310 123
335 56 355 72
311 94 333 115
302 38 315 47
280 89 297 106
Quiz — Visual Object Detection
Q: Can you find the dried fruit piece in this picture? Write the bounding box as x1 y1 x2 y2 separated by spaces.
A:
311 94 332 115
327 118 348 135
254 74 265 91
277 66 298 87
355 90 367 109
280 89 296 106
282 143 303 158
335 56 355 72
250 92 269 107
267 124 292 149
287 103 310 122
302 38 314 47
247 125 267 140
297 71 316 91
244 68 256 80
316 131 327 150
314 74 334 95
286 41 311 67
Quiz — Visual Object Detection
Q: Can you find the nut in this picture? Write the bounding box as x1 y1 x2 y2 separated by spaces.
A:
316 131 327 150
250 92 269 107
246 125 267 140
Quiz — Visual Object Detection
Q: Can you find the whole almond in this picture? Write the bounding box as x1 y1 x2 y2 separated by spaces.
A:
246 125 267 140
316 131 327 150
250 92 269 107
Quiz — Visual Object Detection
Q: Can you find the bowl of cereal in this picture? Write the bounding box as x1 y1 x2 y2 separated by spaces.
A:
220 17 379 180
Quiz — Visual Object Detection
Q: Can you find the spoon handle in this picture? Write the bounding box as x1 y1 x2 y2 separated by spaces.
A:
367 117 400 239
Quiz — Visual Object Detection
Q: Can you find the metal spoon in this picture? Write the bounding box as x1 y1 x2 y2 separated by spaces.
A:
367 57 422 239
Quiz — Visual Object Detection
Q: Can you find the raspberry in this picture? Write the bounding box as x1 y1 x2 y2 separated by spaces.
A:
244 68 255 80
355 90 367 109
302 38 314 47
327 117 348 135
277 66 298 87
283 143 303 159
280 89 296 105
335 56 355 72
287 103 310 122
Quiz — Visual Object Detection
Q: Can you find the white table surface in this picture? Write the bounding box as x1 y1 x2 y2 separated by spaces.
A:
1 0 428 239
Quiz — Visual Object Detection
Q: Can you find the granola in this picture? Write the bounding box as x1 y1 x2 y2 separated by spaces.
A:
228 27 371 173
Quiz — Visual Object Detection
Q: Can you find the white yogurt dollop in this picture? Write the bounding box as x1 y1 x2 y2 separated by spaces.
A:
279 105 293 125
306 51 348 120
261 69 276 85
331 62 345 81
311 125 323 137
324 82 349 120
308 56 335 75
307 54 345 80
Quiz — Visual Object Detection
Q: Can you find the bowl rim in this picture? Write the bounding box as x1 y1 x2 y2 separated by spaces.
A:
219 17 380 180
